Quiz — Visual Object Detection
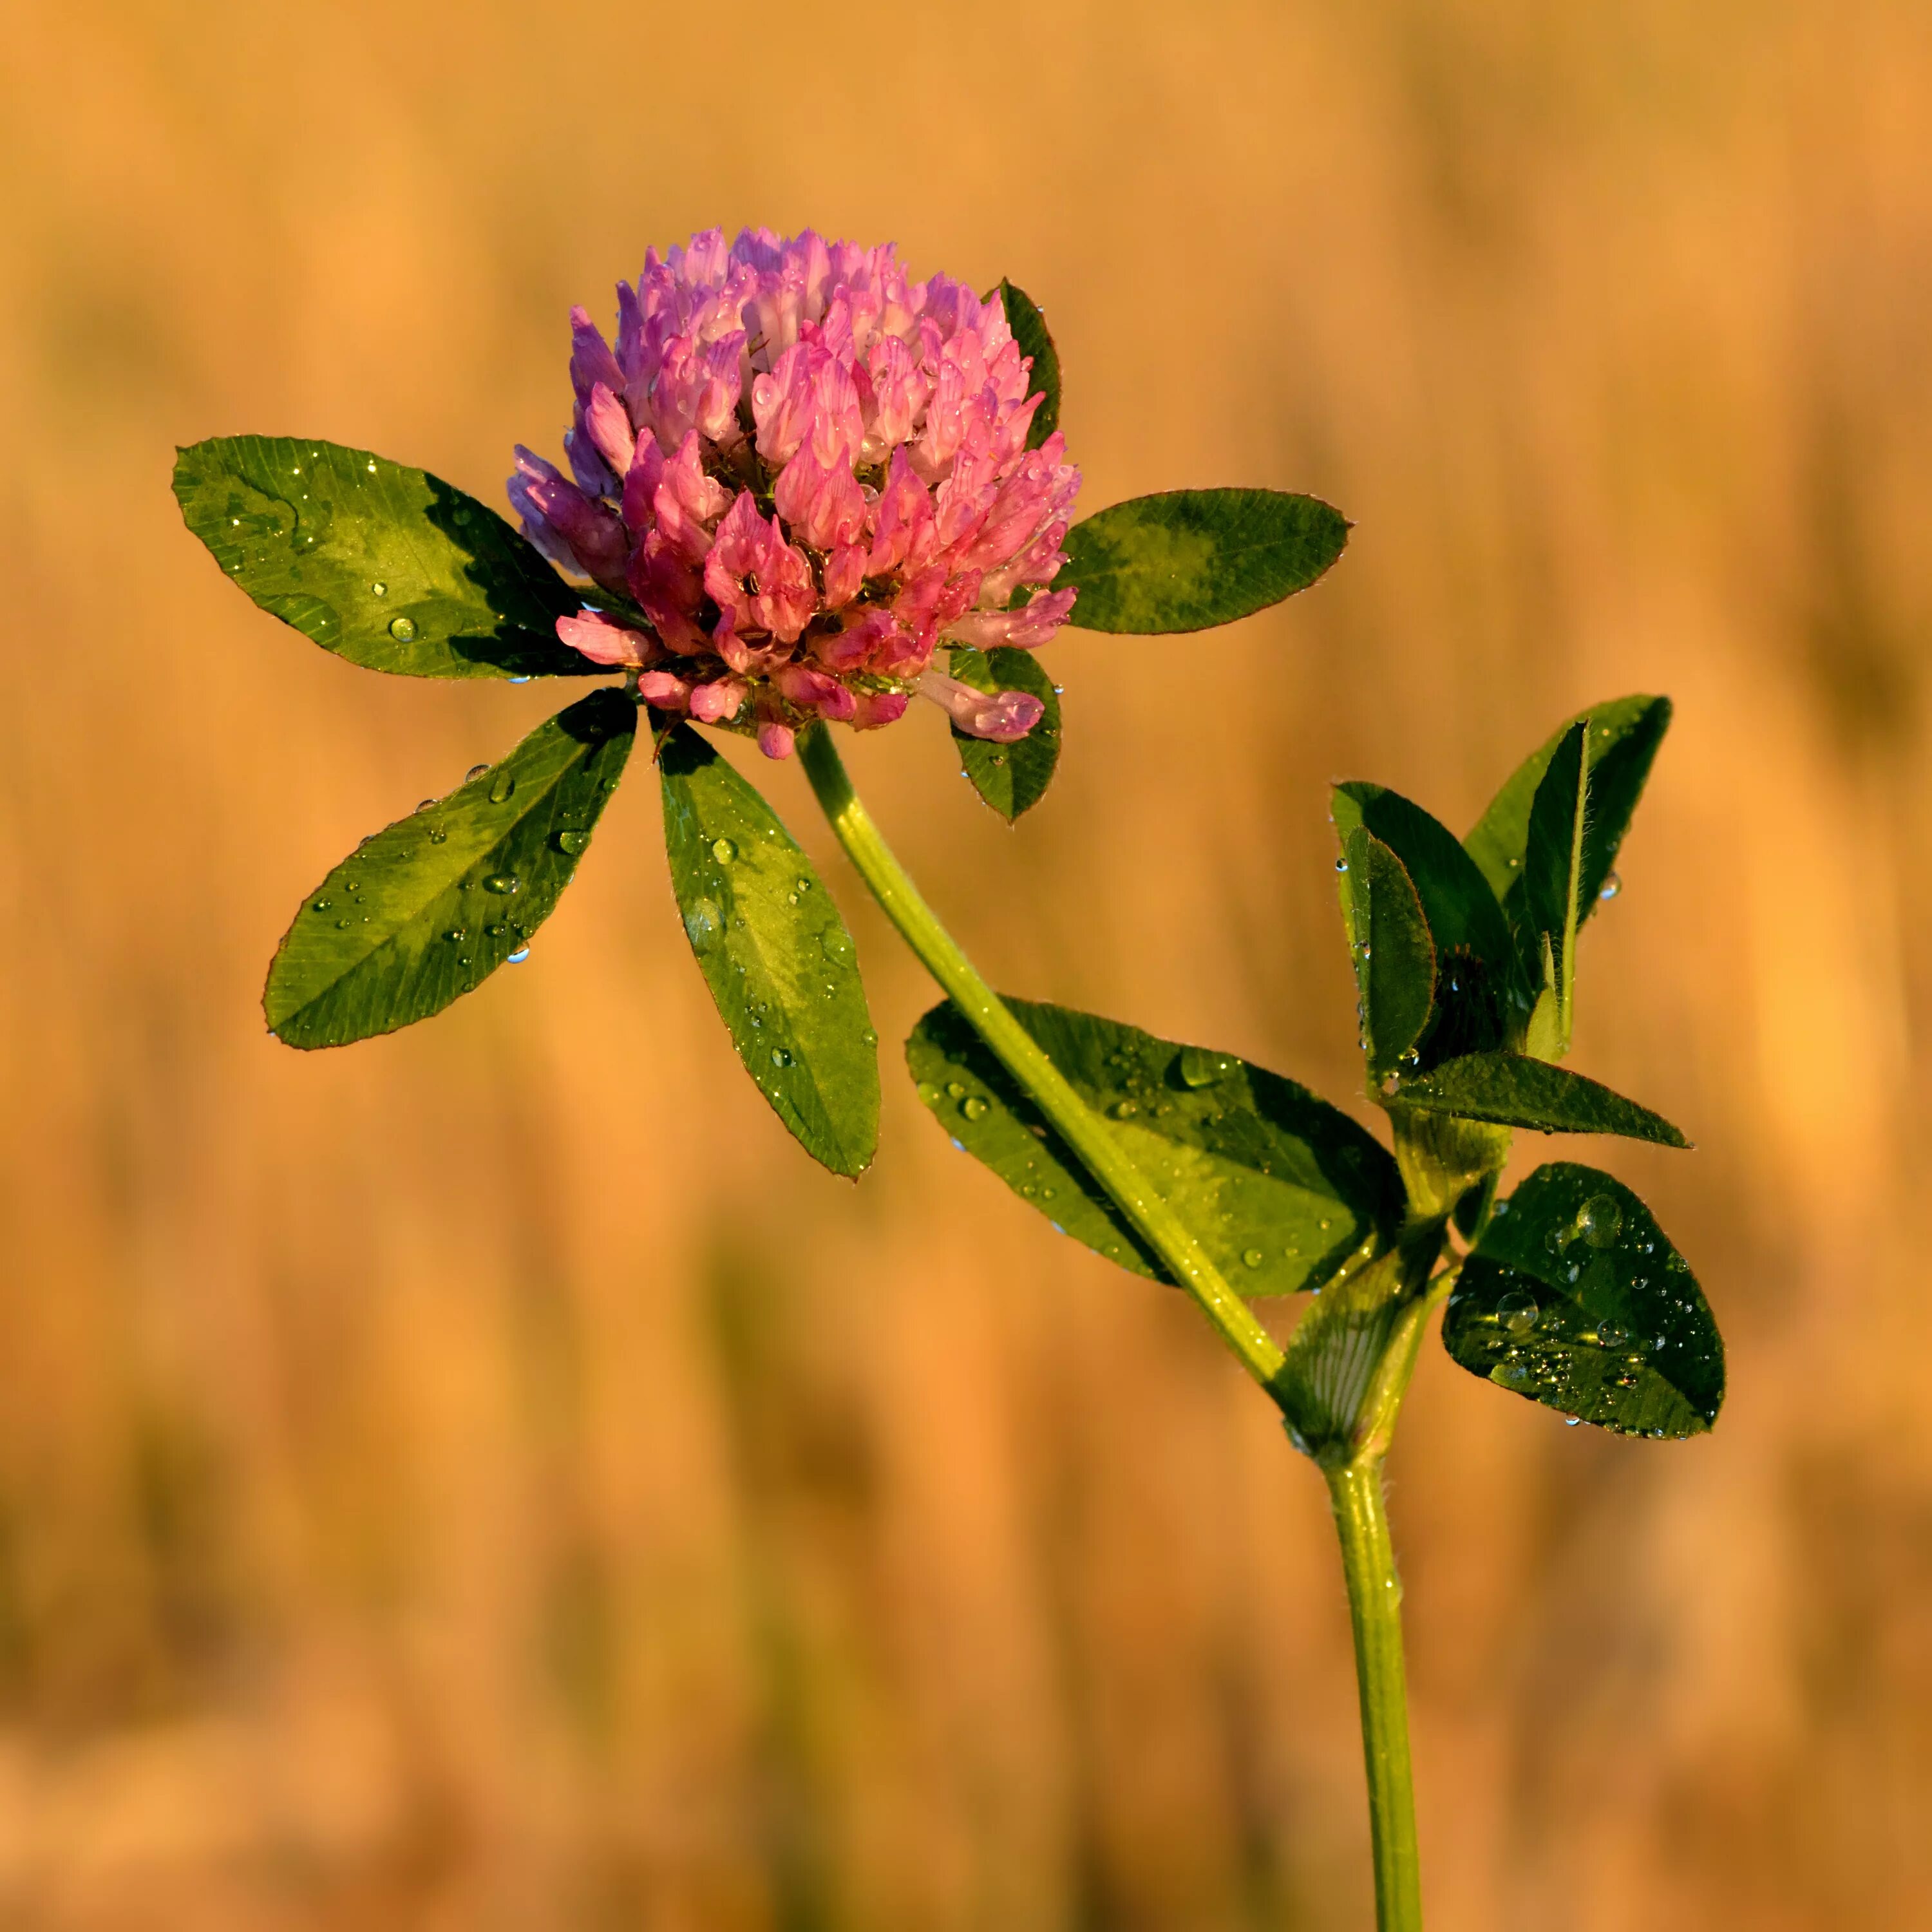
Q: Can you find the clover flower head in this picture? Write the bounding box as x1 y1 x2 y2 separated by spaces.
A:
509 229 1081 757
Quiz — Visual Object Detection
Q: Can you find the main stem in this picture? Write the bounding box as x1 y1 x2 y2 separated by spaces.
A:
799 726 1424 1926
1327 1460 1423 1931
799 726 1285 1390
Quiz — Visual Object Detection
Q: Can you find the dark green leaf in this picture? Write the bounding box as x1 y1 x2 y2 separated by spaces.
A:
659 725 878 1178
175 435 594 679
1443 1162 1723 1436
1332 784 1510 967
1393 1052 1690 1146
1333 782 1511 1065
1464 696 1671 906
263 689 636 1048
1339 829 1435 1078
997 280 1061 449
948 645 1061 819
1061 489 1349 634
1513 721 1588 1054
905 999 1403 1296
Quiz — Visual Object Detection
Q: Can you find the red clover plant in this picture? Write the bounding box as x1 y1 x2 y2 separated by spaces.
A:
175 229 1724 1932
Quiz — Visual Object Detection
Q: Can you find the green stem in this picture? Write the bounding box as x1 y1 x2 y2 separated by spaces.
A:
797 725 1286 1392
1327 1459 1423 1931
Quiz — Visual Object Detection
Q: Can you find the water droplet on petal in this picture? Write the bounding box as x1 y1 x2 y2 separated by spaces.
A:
388 615 418 642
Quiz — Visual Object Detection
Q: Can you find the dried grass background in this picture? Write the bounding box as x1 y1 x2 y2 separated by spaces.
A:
3 1 1931 1925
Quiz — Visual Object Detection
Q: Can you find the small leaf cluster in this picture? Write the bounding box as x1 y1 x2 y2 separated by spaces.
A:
175 283 1345 1175
916 699 1722 1452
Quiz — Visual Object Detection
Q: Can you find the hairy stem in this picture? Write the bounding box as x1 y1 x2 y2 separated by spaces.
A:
797 725 1286 1392
1328 1459 1423 1931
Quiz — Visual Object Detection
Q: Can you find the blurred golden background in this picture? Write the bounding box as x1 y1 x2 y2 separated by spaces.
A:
4 1 1931 1924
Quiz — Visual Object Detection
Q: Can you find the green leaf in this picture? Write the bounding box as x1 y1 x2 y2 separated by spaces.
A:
1464 696 1672 905
1332 784 1510 967
1060 489 1349 633
1443 1162 1723 1436
1392 1052 1690 1146
174 435 595 679
905 999 1403 1296
1339 829 1435 1078
659 725 878 1178
263 689 636 1048
997 280 1061 449
948 645 1062 819
1333 782 1511 1065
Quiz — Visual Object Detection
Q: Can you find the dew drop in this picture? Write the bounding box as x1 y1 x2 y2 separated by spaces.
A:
1497 1288 1540 1334
1242 1249 1265 1269
916 1081 942 1106
488 772 516 804
772 1047 793 1068
428 828 447 844
464 763 489 784
509 674 531 685
446 927 468 942
311 898 332 913
1335 857 1349 873
1111 1099 1137 1119
1566 1416 1582 1427
371 582 388 597
1596 1320 1629 1349
683 899 723 952
1179 1045 1233 1088
961 1095 989 1121
483 873 520 894
388 615 418 643
1598 871 1622 901
554 829 588 855
945 1082 967 1099
506 946 531 964
1577 1195 1622 1248
712 837 738 864
795 876 812 893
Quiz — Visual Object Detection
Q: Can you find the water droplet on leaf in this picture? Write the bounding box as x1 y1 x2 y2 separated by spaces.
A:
507 947 530 964
488 772 516 804
961 1095 989 1121
1242 1249 1264 1269
1598 872 1622 901
554 829 588 855
483 874 519 894
388 616 417 643
464 763 489 784
712 837 737 864
771 1047 793 1068
1577 1195 1622 1247
684 899 723 952
1497 1289 1539 1334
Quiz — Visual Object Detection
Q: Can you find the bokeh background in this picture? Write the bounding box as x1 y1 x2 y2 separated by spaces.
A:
4 1 1930 1925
